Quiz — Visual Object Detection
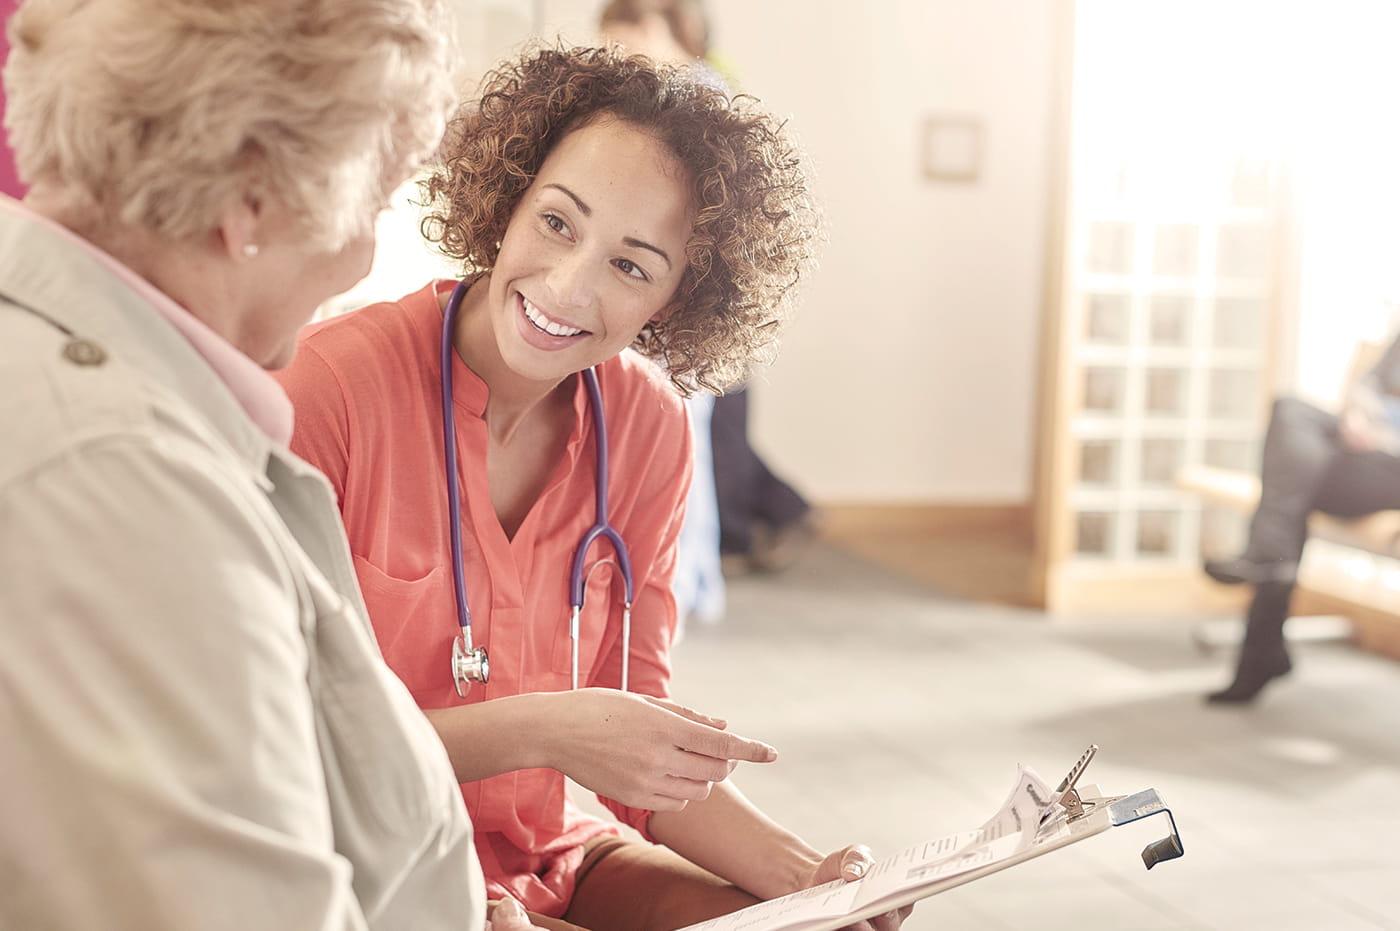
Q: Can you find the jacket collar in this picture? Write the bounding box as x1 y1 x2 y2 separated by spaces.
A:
0 199 278 473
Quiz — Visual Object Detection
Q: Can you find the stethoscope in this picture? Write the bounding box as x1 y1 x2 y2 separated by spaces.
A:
440 279 635 698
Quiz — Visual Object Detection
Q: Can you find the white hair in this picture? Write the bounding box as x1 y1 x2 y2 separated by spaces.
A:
4 0 457 251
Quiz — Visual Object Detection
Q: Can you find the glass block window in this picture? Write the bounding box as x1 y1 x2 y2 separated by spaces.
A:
1061 152 1280 569
1041 0 1289 597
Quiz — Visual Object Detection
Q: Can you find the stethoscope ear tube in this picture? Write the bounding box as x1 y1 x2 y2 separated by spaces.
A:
442 281 489 695
441 282 636 698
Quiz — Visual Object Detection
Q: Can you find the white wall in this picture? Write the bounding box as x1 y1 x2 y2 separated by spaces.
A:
702 0 1058 504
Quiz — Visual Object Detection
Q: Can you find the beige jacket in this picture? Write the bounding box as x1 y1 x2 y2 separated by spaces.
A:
0 205 484 930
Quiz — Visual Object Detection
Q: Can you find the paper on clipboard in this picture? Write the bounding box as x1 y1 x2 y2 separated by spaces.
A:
676 751 1182 931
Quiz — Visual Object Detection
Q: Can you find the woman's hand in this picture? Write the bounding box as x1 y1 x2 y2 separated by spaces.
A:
546 688 777 811
1340 403 1396 453
485 896 545 930
802 846 913 931
1340 383 1400 453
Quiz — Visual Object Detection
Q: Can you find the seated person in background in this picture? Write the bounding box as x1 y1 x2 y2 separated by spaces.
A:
1204 331 1400 704
276 46 907 931
600 0 816 578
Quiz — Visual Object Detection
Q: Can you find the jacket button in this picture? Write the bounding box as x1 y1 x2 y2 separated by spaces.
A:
62 339 107 366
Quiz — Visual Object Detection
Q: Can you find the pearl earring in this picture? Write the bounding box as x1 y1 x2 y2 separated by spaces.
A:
241 243 260 259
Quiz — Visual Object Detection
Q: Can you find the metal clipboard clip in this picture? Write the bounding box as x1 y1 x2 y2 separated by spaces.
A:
1107 789 1185 869
1041 744 1185 870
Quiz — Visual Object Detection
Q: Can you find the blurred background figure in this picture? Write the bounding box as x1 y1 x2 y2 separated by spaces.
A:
598 0 726 626
711 384 816 575
598 0 815 590
598 0 708 71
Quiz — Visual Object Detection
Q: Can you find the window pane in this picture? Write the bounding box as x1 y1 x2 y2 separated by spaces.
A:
1205 437 1257 471
1211 296 1266 349
1141 437 1182 485
1153 224 1198 277
1145 368 1186 416
1076 511 1113 556
1084 367 1127 413
1080 439 1119 485
1229 158 1272 210
1216 224 1270 279
1086 292 1131 343
1208 369 1259 419
1148 294 1192 346
1087 221 1135 274
1137 511 1176 556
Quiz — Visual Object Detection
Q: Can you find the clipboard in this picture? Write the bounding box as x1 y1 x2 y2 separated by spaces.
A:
676 746 1185 931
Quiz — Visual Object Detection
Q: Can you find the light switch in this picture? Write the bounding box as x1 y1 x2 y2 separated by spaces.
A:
922 117 983 183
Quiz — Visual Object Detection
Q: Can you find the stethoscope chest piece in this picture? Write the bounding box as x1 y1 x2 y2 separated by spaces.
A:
452 635 489 698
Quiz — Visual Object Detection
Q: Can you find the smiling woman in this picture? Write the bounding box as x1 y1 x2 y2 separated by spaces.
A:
270 44 908 931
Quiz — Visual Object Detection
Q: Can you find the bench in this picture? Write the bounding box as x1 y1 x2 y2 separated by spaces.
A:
1176 463 1400 660
1176 464 1400 557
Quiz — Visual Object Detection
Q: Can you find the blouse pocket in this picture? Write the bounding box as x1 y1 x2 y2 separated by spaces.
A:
350 555 457 703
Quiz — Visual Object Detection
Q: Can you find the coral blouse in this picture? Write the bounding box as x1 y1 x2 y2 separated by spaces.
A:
276 280 692 915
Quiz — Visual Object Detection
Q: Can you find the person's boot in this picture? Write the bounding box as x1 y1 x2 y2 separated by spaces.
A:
1206 581 1295 705
1206 649 1292 704
1203 553 1297 586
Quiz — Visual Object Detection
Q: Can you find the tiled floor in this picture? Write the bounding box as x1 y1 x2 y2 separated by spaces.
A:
655 541 1400 930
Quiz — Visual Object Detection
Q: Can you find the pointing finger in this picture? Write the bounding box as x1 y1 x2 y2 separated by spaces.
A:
678 724 777 764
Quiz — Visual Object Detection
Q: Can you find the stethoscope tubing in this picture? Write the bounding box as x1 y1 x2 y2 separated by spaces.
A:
440 279 635 695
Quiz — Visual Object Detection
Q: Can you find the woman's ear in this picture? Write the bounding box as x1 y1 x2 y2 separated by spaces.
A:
639 306 678 342
216 189 264 262
651 300 682 326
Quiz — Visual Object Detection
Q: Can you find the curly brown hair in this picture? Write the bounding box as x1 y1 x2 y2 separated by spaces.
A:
420 44 820 394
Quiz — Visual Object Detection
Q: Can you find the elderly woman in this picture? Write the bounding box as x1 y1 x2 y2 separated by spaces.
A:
0 1 516 929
